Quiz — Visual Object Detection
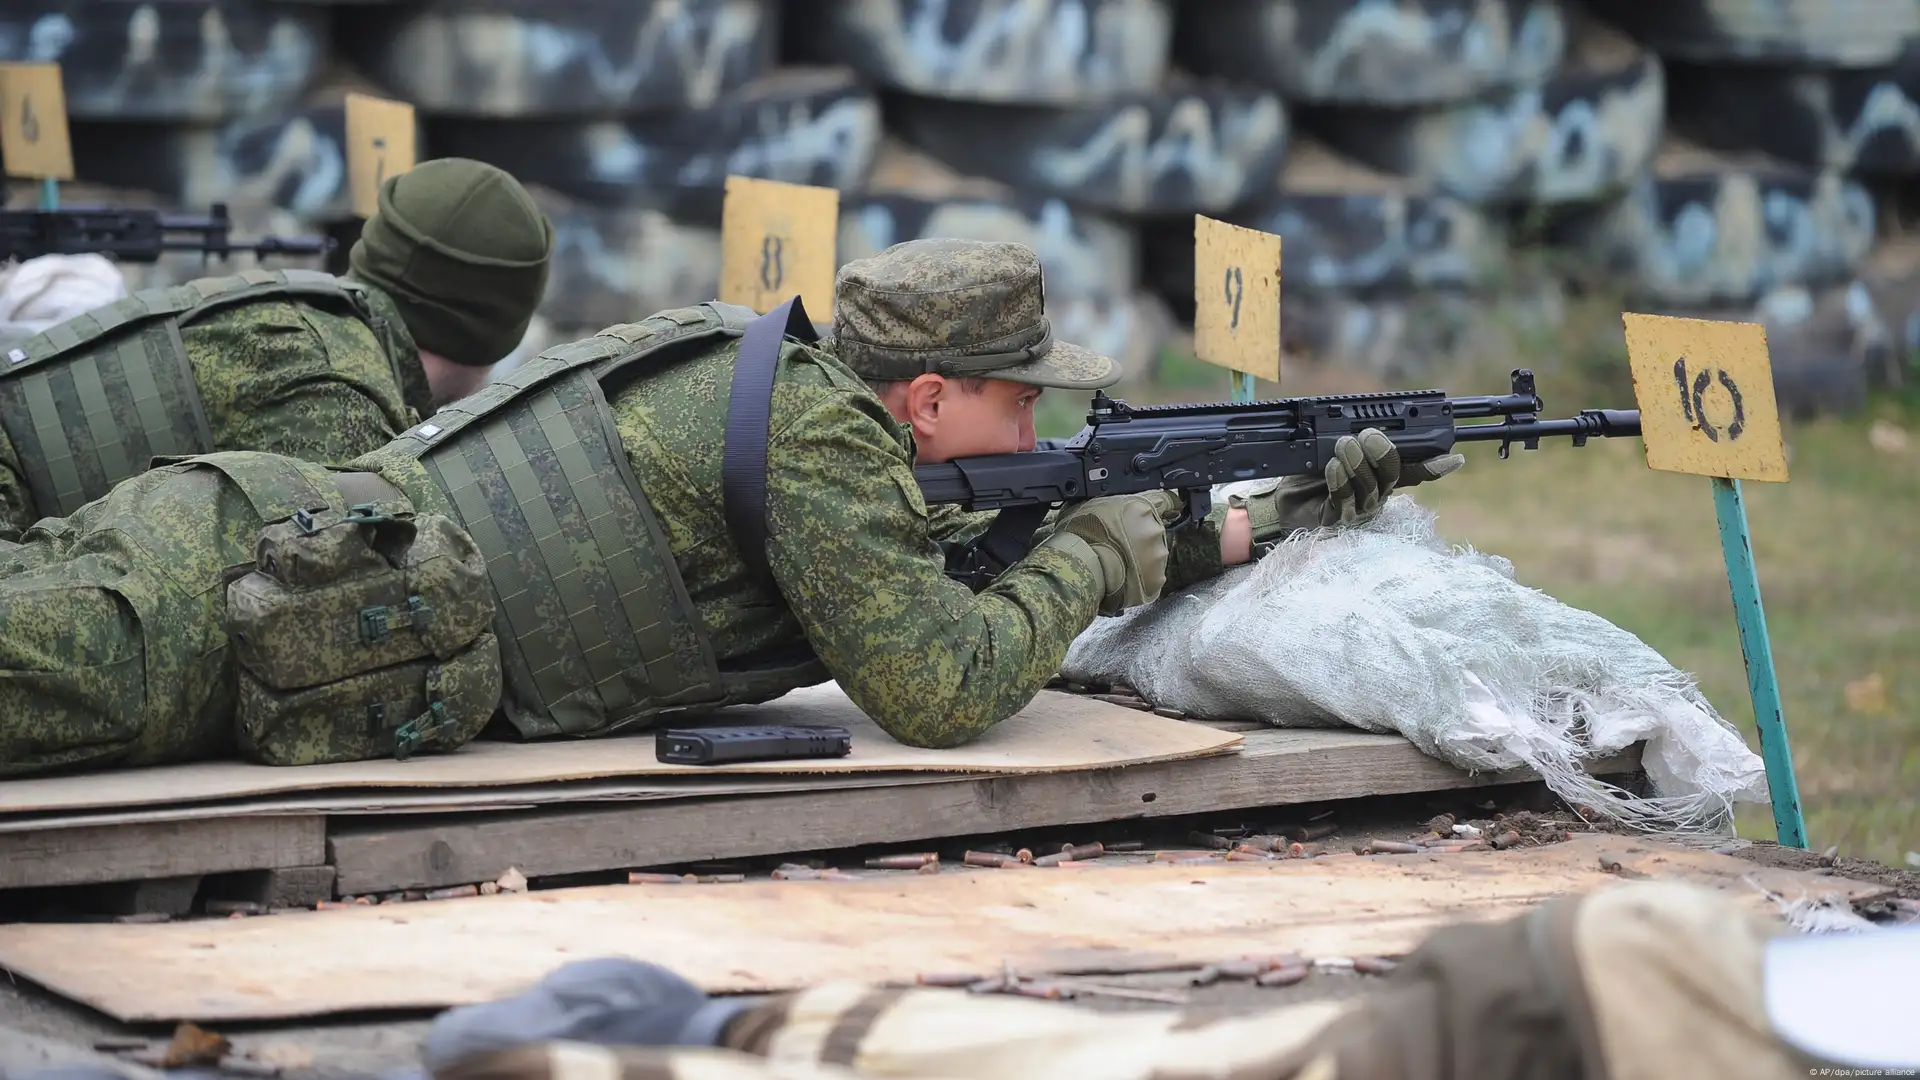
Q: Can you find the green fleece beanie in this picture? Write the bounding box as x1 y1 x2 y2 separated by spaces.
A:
348 157 555 367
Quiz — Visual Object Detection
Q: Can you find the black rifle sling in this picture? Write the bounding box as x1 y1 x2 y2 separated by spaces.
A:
724 296 819 596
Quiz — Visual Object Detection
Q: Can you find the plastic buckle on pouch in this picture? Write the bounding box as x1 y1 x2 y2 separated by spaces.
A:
344 502 397 526
360 605 391 644
392 666 453 761
293 508 321 535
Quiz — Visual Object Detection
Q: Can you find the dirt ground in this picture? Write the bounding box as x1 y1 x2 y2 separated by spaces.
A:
3 779 1913 1080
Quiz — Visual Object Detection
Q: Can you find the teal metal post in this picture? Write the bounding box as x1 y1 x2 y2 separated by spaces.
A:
1711 475 1807 848
1231 371 1256 403
39 176 57 210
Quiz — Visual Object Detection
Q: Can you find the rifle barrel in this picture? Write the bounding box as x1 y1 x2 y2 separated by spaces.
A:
1452 409 1642 442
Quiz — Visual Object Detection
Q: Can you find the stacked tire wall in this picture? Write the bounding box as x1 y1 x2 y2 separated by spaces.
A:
5 0 1916 413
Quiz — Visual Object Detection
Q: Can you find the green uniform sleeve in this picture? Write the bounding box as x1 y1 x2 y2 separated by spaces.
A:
763 391 1103 749
187 300 420 466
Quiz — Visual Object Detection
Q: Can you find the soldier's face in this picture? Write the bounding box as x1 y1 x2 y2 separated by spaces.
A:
895 375 1041 463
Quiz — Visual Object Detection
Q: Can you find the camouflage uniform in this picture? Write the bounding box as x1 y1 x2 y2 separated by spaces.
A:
426 882 1856 1080
0 157 554 538
604 241 1230 749
0 448 490 778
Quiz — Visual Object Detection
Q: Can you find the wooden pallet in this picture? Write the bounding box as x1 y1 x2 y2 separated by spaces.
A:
2 726 1643 903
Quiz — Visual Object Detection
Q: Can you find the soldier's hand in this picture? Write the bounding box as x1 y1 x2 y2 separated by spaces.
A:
1321 429 1465 526
1230 430 1467 545
1042 491 1178 616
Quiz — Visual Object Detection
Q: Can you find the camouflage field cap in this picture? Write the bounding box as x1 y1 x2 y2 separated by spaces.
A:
833 238 1121 390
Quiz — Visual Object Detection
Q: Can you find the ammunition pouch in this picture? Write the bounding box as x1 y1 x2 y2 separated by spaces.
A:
220 464 500 765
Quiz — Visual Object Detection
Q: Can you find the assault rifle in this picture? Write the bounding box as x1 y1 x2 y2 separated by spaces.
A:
917 368 1642 590
0 203 334 265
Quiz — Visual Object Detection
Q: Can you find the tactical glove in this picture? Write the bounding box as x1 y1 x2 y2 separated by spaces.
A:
1233 429 1466 542
1039 490 1181 616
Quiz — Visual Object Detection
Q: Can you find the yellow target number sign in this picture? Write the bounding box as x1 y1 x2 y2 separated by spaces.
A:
1622 312 1788 484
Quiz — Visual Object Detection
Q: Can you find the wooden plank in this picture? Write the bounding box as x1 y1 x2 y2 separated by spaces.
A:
0 834 1873 1025
0 816 324 890
327 727 1643 894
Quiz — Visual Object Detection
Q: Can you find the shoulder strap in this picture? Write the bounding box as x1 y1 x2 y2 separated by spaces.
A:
724 297 819 596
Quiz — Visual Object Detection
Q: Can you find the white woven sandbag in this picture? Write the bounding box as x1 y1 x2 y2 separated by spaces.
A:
0 254 127 336
1062 494 1769 833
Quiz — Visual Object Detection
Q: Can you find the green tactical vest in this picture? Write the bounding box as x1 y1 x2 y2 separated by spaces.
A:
386 301 762 740
0 267 398 520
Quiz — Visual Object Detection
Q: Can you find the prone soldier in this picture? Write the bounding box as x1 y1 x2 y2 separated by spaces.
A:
0 156 555 538
0 238 1456 778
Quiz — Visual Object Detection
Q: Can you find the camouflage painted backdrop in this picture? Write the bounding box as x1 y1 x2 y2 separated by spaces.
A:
3 0 1915 414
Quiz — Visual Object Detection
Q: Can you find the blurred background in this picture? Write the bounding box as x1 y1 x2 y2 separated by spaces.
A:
3 0 1916 863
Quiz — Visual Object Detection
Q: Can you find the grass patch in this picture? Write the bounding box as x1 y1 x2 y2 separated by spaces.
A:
1041 287 1919 865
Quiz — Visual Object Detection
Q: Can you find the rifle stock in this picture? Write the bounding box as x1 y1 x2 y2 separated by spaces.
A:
918 368 1642 589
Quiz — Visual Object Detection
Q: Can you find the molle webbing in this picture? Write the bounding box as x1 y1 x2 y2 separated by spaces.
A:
407 303 756 738
0 268 376 518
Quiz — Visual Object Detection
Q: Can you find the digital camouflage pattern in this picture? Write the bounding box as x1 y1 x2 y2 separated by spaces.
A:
370 312 754 742
427 882 1827 1080
0 448 461 779
228 501 500 766
611 329 1117 749
0 278 431 538
831 238 1121 390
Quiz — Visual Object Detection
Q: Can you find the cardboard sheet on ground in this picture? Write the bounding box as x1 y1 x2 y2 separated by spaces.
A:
0 686 1240 817
0 835 1883 1024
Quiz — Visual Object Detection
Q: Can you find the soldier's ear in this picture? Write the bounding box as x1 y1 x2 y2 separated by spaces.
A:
903 373 950 435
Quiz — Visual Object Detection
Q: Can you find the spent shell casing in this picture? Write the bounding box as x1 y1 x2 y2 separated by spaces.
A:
1353 956 1399 976
966 976 1008 994
628 872 689 885
1033 851 1073 867
1104 840 1145 852
1492 830 1522 851
424 885 479 900
1016 848 1036 864
917 972 983 987
964 850 1016 868
917 860 941 875
1227 850 1271 862
1299 823 1338 842
1188 831 1235 850
1211 959 1264 980
864 853 938 870
771 867 820 881
1066 842 1106 860
1362 840 1421 855
817 869 859 882
1011 982 1072 1000
1256 964 1311 988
